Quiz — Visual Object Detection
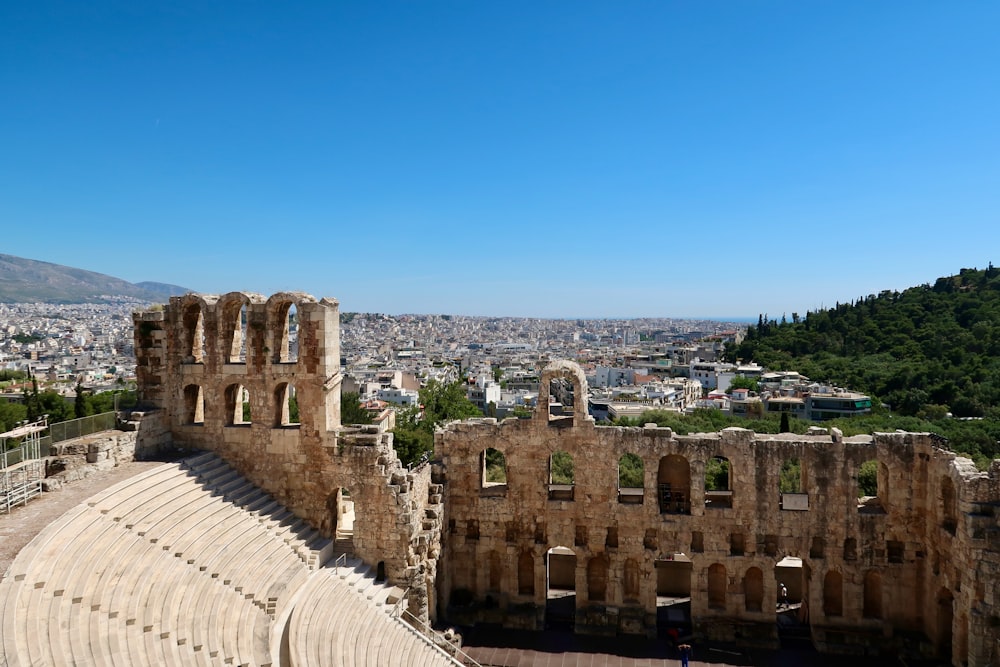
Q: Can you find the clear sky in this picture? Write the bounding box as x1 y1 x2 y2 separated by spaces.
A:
2 2 998 319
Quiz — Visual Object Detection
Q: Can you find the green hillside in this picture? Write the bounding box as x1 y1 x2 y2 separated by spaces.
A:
725 266 1000 419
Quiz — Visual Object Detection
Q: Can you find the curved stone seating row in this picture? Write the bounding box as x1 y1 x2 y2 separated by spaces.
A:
286 561 452 667
0 452 337 667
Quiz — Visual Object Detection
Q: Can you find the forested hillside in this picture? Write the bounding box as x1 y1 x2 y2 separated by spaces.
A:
726 266 1000 419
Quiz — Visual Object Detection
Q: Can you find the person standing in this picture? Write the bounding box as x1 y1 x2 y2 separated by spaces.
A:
678 642 692 667
780 583 788 609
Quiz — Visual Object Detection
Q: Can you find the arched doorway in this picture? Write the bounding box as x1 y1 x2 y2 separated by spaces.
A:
326 487 354 550
655 553 692 639
937 588 954 657
776 556 810 642
545 546 576 630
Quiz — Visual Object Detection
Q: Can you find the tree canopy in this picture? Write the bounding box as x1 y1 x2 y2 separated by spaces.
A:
725 266 1000 419
391 379 482 466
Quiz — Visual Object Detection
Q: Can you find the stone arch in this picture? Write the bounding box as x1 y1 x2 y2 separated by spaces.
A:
618 452 644 504
657 454 690 514
623 558 640 602
183 384 204 424
218 292 262 364
941 475 957 534
587 555 608 602
481 447 507 491
823 570 843 617
517 551 535 596
743 566 764 612
538 360 589 427
863 570 882 619
181 300 206 364
705 455 733 509
265 292 314 365
273 382 300 427
707 563 727 610
223 383 251 426
548 450 575 501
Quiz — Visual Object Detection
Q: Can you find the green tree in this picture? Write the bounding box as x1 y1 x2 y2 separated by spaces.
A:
0 401 28 435
550 451 575 484
779 411 790 433
858 460 878 497
75 382 89 419
341 391 372 425
618 453 644 488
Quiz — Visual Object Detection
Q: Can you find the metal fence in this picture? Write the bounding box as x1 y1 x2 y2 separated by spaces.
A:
48 412 117 444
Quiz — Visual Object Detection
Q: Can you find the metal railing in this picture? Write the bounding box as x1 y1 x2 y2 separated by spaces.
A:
396 607 483 667
49 412 116 444
334 552 347 579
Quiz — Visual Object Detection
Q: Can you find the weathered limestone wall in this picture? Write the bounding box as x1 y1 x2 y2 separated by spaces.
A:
132 293 443 620
436 360 1000 666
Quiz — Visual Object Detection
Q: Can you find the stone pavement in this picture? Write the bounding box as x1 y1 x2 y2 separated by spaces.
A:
460 627 949 667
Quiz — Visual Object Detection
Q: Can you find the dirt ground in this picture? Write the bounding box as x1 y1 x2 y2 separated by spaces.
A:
0 459 166 577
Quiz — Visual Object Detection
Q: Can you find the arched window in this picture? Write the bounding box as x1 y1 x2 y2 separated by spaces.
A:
843 537 857 561
857 459 887 514
863 571 882 619
481 448 507 493
182 303 205 364
220 296 249 364
705 456 733 509
779 456 809 511
707 563 727 610
618 453 644 504
743 567 764 612
941 475 957 534
269 298 298 364
183 384 204 425
548 451 574 501
587 556 608 602
518 551 535 596
224 383 251 426
823 570 843 616
274 382 300 427
657 455 690 514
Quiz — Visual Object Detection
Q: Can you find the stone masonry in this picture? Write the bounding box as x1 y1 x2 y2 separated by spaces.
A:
132 292 443 620
132 294 1000 665
436 360 1000 667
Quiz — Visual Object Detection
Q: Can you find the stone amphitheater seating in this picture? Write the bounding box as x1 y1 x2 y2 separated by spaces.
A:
0 452 455 667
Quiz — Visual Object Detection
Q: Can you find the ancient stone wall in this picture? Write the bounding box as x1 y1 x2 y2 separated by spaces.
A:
436 360 1000 666
132 293 442 620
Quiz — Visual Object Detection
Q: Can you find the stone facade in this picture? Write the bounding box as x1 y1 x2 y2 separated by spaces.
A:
436 360 1000 667
132 293 443 620
133 294 1000 665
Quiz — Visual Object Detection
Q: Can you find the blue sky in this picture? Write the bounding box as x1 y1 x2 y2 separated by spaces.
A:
2 2 998 318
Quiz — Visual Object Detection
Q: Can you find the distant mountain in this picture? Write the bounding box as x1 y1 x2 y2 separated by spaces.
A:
0 253 191 304
133 281 190 297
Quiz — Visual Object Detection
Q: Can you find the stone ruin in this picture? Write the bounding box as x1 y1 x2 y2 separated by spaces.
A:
132 294 1000 666
132 292 443 621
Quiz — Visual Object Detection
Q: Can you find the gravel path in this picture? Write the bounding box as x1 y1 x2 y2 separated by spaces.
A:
0 459 167 577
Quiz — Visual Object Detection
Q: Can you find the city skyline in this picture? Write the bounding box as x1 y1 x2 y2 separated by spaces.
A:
2 2 998 318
